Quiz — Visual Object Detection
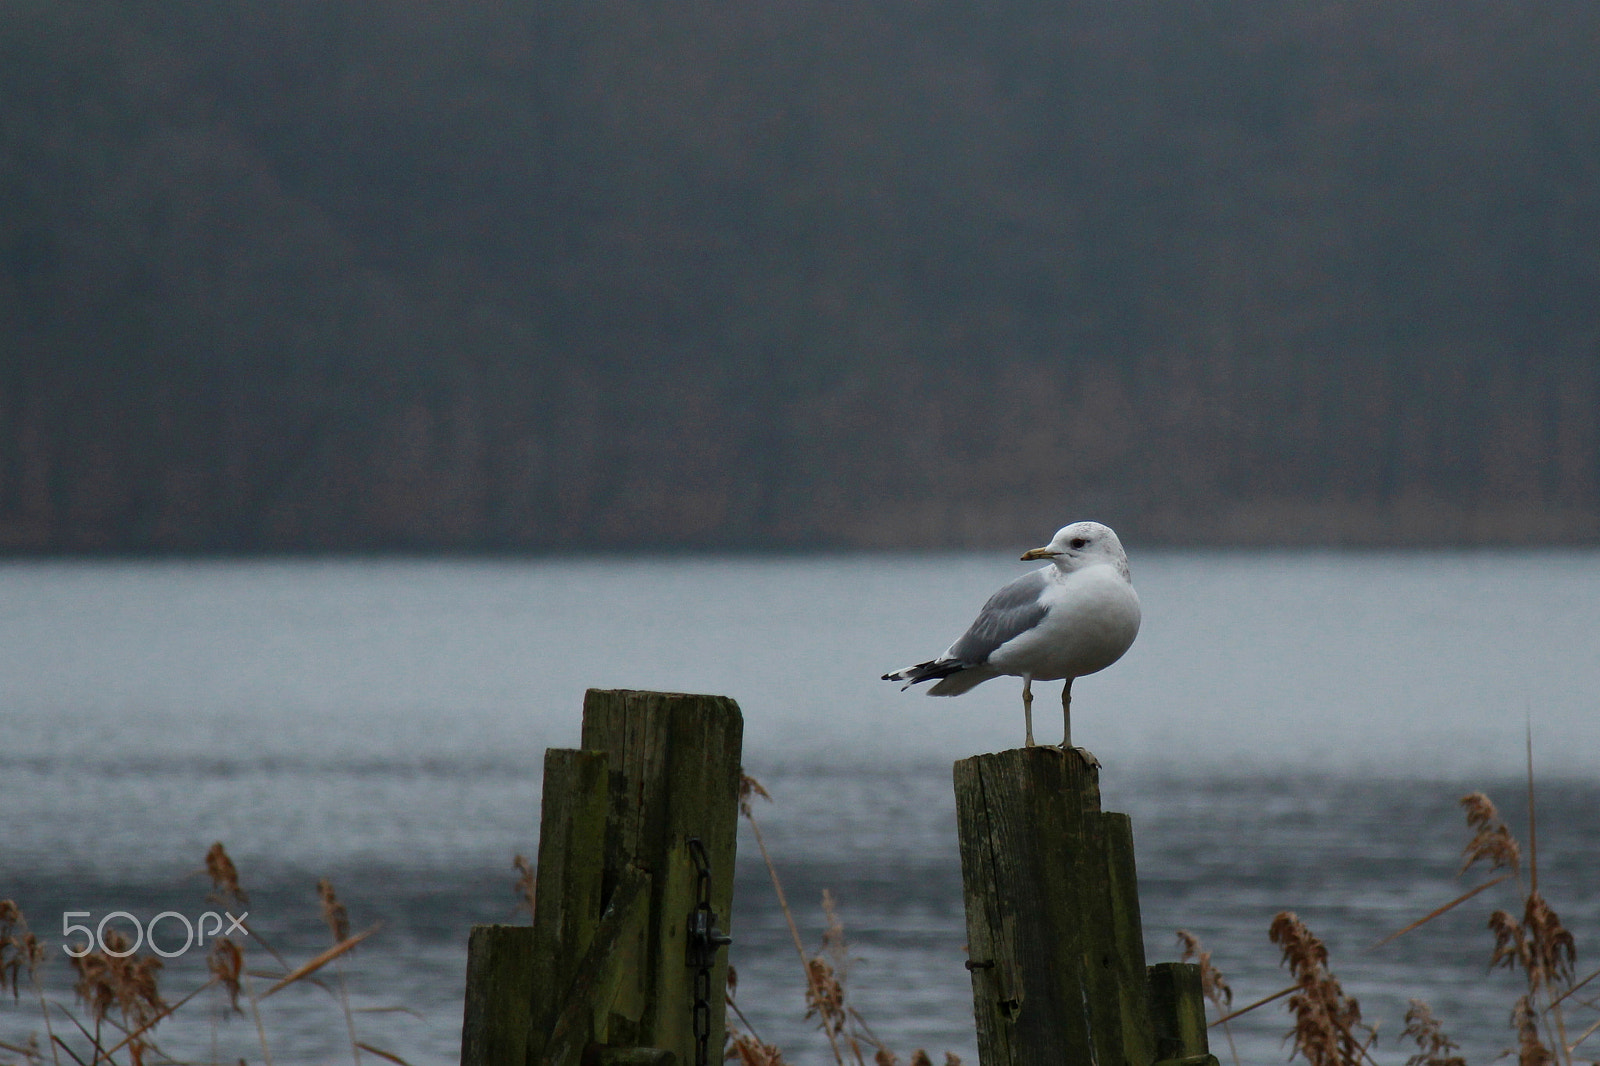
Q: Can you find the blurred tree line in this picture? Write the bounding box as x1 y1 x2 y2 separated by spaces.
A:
2 0 1598 551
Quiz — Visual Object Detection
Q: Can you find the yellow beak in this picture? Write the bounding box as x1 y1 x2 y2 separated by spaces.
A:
1020 547 1059 561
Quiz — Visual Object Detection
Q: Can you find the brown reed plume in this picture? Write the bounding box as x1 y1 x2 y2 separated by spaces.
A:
1177 930 1234 1012
736 772 961 1066
804 888 918 1066
0 899 58 1066
726 964 791 1065
739 772 846 1064
1332 738 1594 1066
512 854 537 919
1477 782 1576 1064
726 1025 790 1066
0 900 44 1004
1513 996 1556 1066
804 890 851 1044
1178 929 1239 1066
204 841 249 908
313 878 366 1065
1490 895 1577 995
1458 793 1521 877
0 842 418 1066
1371 793 1519 954
201 841 287 1062
1452 743 1580 1064
70 927 169 1065
254 872 393 1066
1268 911 1375 1066
318 879 352 944
208 937 245 1014
1402 999 1465 1066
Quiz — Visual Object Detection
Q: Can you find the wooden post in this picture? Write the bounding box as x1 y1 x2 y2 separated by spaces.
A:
1147 962 1216 1066
527 748 614 1064
954 747 1174 1066
577 688 742 1059
1103 814 1154 1064
462 689 742 1066
462 925 537 1066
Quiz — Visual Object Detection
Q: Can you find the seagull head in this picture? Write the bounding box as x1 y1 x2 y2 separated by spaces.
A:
1020 521 1129 575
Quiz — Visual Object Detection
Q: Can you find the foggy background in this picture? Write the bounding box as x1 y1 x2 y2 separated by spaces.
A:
5 8 1600 1060
4 0 1600 554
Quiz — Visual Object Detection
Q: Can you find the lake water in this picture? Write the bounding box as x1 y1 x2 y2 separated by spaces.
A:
2 552 1598 1064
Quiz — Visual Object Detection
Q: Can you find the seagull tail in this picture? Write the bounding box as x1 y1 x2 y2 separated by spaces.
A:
881 659 997 695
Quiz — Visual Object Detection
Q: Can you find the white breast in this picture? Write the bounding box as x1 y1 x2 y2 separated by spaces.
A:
986 563 1141 681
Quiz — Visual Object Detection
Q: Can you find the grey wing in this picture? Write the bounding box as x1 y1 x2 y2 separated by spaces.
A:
945 568 1051 665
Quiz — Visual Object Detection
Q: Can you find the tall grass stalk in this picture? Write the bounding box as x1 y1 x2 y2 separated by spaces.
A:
0 844 408 1066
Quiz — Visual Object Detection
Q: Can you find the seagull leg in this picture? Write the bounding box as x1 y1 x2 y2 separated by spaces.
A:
1063 679 1100 767
1022 678 1035 748
1061 676 1073 750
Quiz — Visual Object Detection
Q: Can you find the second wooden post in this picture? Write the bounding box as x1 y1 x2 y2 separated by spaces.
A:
954 747 1157 1066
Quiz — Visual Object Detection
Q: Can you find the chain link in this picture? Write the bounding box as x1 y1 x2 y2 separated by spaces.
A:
686 837 731 1066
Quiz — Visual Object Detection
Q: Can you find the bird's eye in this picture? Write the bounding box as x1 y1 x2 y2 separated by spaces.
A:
1069 537 1087 549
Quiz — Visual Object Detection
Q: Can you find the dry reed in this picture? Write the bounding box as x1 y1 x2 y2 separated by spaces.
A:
1209 753 1593 1066
318 879 352 944
314 878 363 1066
1513 996 1556 1066
725 967 791 1066
0 843 410 1066
0 901 43 1004
207 938 244 1014
11 754 1589 1066
203 842 248 908
1268 911 1376 1066
512 854 537 919
730 768 1582 1066
1402 999 1464 1066
1179 929 1239 1066
734 772 962 1066
1458 792 1521 877
0 899 57 1065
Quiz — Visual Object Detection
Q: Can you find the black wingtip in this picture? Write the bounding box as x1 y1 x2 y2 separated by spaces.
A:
884 658 967 688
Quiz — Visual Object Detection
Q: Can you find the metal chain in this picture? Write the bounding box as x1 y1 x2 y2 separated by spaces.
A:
686 837 731 1066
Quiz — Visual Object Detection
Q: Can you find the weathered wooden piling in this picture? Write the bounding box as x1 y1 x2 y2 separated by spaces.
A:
954 747 1213 1066
461 924 537 1066
470 689 1211 1066
1147 962 1214 1064
462 689 742 1066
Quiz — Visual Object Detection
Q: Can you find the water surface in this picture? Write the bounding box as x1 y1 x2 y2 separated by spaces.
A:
2 553 1596 1063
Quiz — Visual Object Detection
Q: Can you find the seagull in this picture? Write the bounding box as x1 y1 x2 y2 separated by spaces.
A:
881 521 1141 750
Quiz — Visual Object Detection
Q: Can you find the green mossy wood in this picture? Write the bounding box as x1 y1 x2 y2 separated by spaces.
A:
461 690 742 1066
528 748 613 1062
471 693 1203 1066
462 925 537 1066
578 689 743 1061
954 747 1208 1066
1147 962 1215 1065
